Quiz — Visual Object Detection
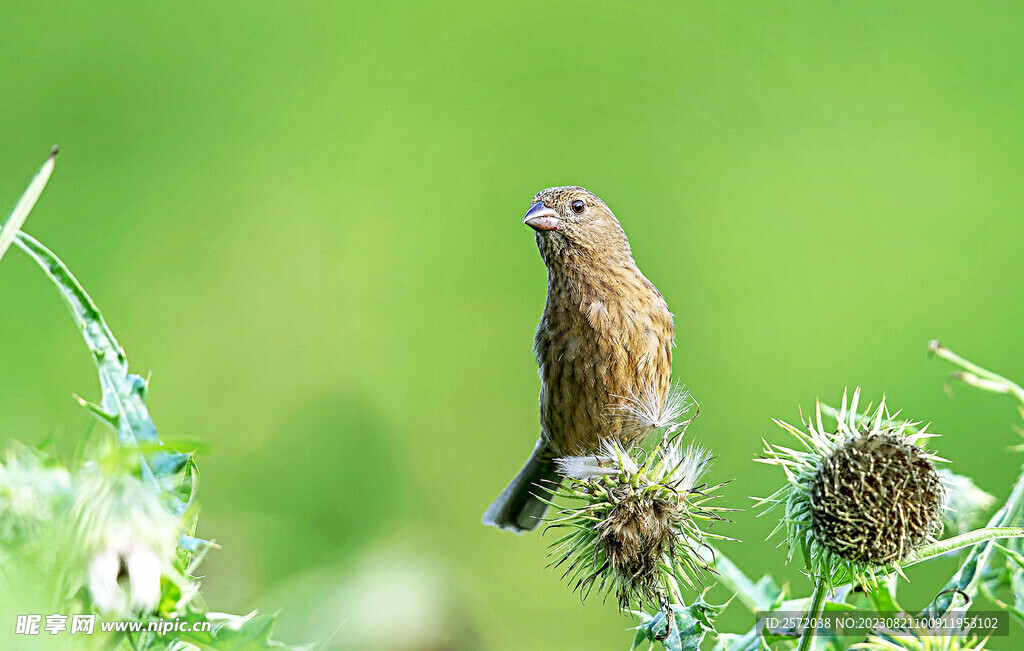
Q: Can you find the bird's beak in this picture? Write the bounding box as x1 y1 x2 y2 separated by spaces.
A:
523 203 559 232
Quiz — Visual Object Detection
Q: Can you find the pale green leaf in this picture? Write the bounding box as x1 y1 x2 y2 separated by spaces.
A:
0 147 57 264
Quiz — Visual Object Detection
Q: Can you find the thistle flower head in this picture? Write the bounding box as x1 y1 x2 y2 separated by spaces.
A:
758 389 945 585
545 435 728 610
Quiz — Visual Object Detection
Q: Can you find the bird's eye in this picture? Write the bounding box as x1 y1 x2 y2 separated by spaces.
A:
570 200 585 214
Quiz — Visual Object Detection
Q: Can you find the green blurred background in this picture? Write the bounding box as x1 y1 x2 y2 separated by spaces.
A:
2 2 1024 648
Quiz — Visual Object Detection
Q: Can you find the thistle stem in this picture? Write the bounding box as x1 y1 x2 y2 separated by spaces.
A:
665 572 684 605
796 575 827 651
929 341 1024 406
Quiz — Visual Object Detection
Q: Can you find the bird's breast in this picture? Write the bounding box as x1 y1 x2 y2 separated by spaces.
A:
535 285 673 456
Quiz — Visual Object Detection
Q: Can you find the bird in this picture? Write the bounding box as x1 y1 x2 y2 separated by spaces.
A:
482 186 676 533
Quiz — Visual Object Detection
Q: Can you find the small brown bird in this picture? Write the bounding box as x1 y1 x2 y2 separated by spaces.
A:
483 186 676 533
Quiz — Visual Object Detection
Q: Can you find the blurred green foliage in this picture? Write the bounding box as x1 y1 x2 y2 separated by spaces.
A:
2 2 1024 648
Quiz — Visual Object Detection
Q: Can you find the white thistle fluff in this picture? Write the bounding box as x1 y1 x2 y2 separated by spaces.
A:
661 443 712 494
87 526 165 614
612 382 692 439
555 439 640 479
72 472 184 615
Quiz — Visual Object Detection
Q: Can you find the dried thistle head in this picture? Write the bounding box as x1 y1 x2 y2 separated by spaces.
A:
596 482 683 607
811 431 943 565
546 437 728 610
758 389 945 585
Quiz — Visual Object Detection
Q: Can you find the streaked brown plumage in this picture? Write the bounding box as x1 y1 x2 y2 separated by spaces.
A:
483 186 675 533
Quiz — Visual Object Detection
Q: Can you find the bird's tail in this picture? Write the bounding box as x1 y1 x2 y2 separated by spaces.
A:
482 437 562 533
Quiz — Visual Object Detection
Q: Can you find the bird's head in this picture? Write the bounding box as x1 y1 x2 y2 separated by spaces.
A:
522 186 633 268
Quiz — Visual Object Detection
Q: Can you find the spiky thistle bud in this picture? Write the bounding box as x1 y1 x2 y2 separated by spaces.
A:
758 389 945 585
545 437 729 610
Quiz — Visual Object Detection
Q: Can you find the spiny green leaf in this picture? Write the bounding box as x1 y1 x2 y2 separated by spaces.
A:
156 608 313 650
14 233 164 458
631 597 722 651
713 552 785 613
